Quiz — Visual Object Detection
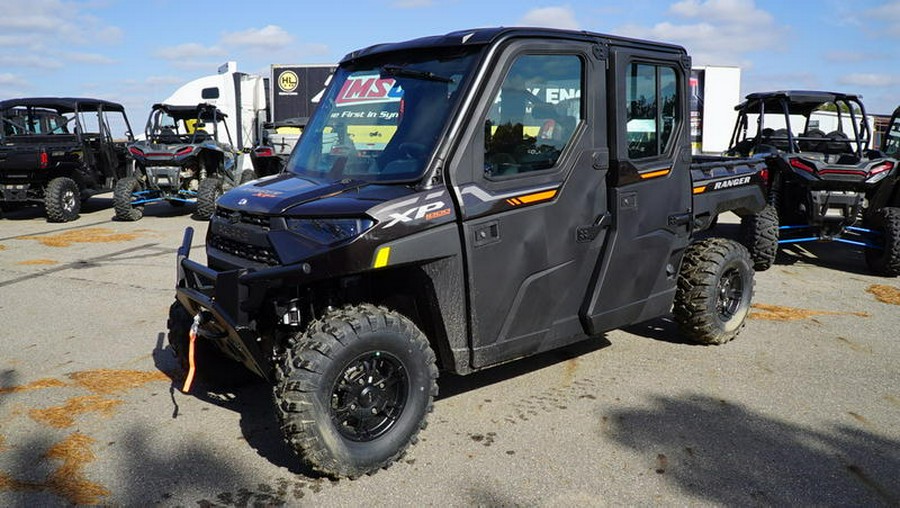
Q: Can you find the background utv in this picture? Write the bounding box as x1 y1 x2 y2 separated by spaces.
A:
0 97 134 222
116 103 255 221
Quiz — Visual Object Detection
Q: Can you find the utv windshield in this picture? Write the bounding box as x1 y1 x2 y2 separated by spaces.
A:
884 115 900 157
285 48 480 183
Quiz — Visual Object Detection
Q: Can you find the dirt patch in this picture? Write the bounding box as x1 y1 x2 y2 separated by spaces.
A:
0 244 6 251
18 228 140 248
0 435 6 452
749 303 869 321
16 258 59 265
68 369 170 395
44 433 110 505
867 284 900 305
28 396 122 428
0 377 67 395
562 358 578 387
0 472 39 494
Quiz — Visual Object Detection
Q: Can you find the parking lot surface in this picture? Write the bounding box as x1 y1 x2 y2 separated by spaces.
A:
1 199 899 506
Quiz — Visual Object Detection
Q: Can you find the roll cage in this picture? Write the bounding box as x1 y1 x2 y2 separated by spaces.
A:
728 91 871 159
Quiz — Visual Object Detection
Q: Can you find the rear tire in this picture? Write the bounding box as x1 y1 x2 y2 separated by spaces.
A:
194 177 223 220
739 204 779 271
113 176 144 221
45 177 80 222
274 304 438 478
864 207 900 277
674 238 754 345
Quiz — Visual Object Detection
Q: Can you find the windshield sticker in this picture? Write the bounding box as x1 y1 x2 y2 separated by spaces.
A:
335 76 403 106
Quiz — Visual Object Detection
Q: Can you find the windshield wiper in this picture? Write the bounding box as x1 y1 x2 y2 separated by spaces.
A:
381 65 453 83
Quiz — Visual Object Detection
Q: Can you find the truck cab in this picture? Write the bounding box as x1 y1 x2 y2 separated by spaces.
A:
174 28 760 478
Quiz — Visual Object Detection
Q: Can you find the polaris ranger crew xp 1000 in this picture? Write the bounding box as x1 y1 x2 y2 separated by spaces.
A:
172 28 768 478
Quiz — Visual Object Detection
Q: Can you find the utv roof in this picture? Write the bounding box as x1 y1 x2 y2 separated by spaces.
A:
341 27 687 63
737 91 865 115
150 103 227 120
0 97 126 113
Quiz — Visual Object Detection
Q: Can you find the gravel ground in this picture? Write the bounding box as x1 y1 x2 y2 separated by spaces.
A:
1 199 898 506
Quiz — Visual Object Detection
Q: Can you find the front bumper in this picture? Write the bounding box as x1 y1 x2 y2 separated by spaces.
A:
175 227 270 380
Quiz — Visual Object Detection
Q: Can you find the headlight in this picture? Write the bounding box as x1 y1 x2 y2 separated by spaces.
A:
285 217 374 245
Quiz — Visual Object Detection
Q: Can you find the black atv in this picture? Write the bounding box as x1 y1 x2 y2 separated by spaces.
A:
729 91 900 276
249 117 305 177
0 97 134 222
115 103 255 221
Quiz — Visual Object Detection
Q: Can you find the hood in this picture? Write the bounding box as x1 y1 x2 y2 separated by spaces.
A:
217 172 416 216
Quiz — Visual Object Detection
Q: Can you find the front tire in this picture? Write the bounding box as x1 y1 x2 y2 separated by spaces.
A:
739 204 779 271
274 304 438 478
45 177 80 222
864 207 900 277
113 176 144 221
194 177 223 220
674 238 754 345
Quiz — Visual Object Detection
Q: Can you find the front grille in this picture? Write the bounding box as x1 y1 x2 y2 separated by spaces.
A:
208 234 280 265
215 207 272 228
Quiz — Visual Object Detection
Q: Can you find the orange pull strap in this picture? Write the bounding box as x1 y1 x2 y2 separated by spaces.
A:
181 324 198 392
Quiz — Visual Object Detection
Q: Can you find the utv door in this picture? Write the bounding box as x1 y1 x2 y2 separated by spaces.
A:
580 47 693 333
450 39 611 368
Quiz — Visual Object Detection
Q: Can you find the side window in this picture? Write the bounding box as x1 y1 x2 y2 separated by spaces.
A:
77 111 102 135
626 63 678 158
484 54 582 178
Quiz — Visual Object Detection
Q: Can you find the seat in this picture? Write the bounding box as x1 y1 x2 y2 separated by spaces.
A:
822 131 850 155
799 128 826 152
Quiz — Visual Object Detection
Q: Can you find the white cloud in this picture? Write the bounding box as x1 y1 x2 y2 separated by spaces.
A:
0 55 62 69
64 52 116 65
866 1 900 35
838 73 900 88
518 6 580 30
0 0 122 45
824 51 882 63
618 0 785 67
0 73 29 87
222 25 295 51
154 43 227 61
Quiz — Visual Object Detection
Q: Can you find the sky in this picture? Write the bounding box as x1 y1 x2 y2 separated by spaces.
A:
1 0 899 121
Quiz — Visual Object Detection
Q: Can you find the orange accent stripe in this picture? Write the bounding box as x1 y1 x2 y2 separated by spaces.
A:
506 198 517 206
640 168 671 180
517 189 558 204
181 327 197 392
693 186 707 194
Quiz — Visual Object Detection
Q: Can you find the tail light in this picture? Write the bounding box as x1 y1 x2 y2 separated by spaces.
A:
39 150 49 169
175 146 193 157
789 157 815 173
255 147 274 157
128 146 144 157
870 161 894 177
759 167 769 184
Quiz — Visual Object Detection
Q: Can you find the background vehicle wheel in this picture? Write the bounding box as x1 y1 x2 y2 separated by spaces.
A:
113 176 144 221
45 177 80 222
864 207 900 277
674 238 754 345
240 169 257 185
739 204 779 271
194 177 223 220
274 304 438 478
166 301 255 387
